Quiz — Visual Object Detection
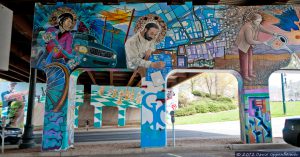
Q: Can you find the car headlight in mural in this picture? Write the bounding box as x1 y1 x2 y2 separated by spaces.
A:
74 45 88 54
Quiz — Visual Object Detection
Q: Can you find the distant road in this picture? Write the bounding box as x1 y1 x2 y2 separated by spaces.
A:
34 116 293 144
34 129 238 144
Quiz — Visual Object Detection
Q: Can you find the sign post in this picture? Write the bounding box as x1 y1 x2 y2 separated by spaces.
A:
170 111 175 148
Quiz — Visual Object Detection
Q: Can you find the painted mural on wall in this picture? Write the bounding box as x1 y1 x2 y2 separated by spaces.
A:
30 2 300 151
0 82 28 128
0 82 47 128
90 85 142 127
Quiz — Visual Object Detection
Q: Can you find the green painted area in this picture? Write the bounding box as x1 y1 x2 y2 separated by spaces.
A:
119 110 125 116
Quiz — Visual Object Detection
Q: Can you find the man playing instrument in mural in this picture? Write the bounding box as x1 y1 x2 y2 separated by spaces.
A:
236 13 278 82
125 14 167 76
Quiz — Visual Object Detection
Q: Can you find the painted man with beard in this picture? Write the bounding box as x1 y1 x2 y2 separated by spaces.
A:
125 23 165 71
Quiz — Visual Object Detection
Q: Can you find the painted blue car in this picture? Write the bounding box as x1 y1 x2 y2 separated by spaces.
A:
72 33 117 68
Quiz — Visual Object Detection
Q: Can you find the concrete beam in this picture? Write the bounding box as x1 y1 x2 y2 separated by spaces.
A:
13 15 32 40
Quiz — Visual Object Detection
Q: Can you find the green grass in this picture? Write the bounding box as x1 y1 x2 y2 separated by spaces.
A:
270 101 300 117
175 101 300 125
175 109 239 125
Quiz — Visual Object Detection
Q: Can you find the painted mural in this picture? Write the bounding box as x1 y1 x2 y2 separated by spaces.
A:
0 82 28 128
90 85 142 127
30 2 300 151
0 82 47 128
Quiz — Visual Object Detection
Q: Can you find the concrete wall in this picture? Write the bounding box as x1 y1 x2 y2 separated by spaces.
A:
78 94 94 127
126 108 140 125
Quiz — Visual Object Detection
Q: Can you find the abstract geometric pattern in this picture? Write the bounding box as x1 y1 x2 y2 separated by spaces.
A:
141 77 167 148
243 88 272 143
118 106 126 127
74 87 84 128
94 106 102 128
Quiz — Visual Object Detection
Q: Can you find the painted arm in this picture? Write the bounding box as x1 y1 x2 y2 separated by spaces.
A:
244 27 262 45
259 24 275 35
53 36 75 59
125 39 152 69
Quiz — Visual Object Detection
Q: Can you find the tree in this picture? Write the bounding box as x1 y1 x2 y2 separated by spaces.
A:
203 73 213 96
190 78 197 93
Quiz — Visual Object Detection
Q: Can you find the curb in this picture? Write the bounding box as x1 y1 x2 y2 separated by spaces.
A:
228 143 295 150
1 143 293 157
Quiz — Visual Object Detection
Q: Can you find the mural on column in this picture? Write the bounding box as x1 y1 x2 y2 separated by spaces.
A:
0 82 47 128
90 85 142 127
243 88 271 143
30 2 300 151
74 85 84 128
0 82 28 128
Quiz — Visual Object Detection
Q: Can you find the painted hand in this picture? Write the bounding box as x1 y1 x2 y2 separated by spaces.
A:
273 32 278 37
42 32 53 43
151 61 165 69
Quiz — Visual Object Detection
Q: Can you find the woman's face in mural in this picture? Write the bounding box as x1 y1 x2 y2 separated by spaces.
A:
144 27 159 41
61 17 73 31
252 18 262 27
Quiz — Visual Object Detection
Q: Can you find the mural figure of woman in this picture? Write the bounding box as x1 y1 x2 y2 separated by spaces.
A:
236 13 277 82
43 12 76 64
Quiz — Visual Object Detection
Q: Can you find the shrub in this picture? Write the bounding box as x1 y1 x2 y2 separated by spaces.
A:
175 106 197 117
192 90 202 97
227 103 238 110
216 97 232 103
192 90 211 97
208 103 220 112
194 104 209 113
218 103 229 111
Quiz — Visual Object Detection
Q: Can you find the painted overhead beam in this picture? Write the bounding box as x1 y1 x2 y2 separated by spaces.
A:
10 43 30 63
110 71 114 85
0 71 28 82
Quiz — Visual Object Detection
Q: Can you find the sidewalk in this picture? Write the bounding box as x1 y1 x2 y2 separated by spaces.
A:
0 137 293 157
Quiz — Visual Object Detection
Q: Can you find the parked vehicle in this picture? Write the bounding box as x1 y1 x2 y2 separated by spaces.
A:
0 126 22 144
282 118 300 147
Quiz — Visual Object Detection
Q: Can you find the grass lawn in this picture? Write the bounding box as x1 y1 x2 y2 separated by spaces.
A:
175 109 239 125
176 101 300 125
270 101 300 117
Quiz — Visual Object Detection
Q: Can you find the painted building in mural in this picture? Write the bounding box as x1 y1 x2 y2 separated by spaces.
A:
30 2 300 151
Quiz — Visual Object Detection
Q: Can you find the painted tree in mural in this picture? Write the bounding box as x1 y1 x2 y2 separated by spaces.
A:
30 2 300 151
